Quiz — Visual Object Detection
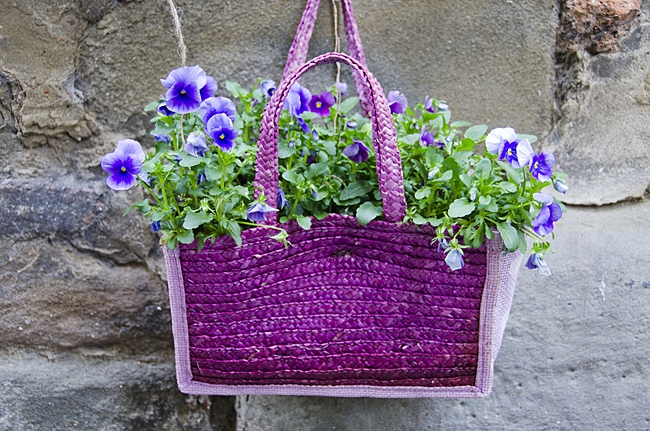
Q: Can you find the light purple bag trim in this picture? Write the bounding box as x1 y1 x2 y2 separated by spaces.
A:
163 236 521 398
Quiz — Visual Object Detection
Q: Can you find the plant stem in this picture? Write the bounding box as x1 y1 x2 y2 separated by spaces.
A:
288 190 302 218
178 114 186 150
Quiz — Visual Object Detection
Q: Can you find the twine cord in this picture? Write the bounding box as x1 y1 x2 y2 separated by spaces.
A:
167 0 187 67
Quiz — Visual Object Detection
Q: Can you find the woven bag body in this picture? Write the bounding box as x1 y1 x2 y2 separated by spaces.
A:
164 216 521 397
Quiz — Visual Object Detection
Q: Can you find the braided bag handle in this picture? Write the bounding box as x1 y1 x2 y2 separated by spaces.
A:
255 52 407 224
282 0 370 114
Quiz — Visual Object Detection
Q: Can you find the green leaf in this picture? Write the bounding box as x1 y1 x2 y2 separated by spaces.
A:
496 161 522 183
517 133 538 144
518 230 528 253
282 169 304 185
322 141 337 156
297 216 312 230
301 111 318 121
427 217 444 226
464 125 488 141
451 121 473 128
225 81 244 98
425 146 444 167
144 100 160 112
457 138 476 152
497 181 518 193
433 170 453 182
496 222 519 252
475 158 492 180
413 214 428 225
183 211 213 230
151 209 166 221
339 97 359 114
306 162 329 179
401 134 421 145
356 202 383 226
414 187 431 200
478 196 491 207
177 230 195 244
448 198 476 218
179 154 203 167
224 220 242 247
278 141 297 159
340 181 374 201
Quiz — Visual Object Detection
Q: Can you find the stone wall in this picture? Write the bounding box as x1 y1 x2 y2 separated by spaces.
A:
0 0 648 429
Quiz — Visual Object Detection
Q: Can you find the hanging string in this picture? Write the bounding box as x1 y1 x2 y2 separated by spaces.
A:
167 0 187 67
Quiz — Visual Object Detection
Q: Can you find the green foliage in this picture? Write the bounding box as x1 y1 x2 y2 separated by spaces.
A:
125 79 564 258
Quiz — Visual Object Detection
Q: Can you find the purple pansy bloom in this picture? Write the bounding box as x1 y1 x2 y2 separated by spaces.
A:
185 131 208 157
205 113 239 151
151 220 161 233
246 202 278 222
200 96 236 124
487 127 534 168
302 149 317 164
445 249 465 271
529 151 555 182
436 238 450 253
486 127 516 155
309 91 336 117
336 82 347 95
420 126 436 147
284 83 312 117
387 91 408 114
157 103 174 117
525 253 552 276
532 193 563 236
297 117 310 134
101 139 146 190
343 140 370 163
554 179 569 194
438 102 449 111
197 171 206 185
424 96 436 113
199 76 218 101
261 80 276 99
277 188 289 209
153 133 170 143
160 65 207 114
346 121 358 129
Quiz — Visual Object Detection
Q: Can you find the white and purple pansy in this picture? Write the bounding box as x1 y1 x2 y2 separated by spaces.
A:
200 96 236 125
101 139 146 191
387 90 408 114
284 83 312 117
246 202 278 222
184 131 208 157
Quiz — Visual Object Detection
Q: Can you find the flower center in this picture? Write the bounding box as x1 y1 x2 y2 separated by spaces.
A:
121 167 126 172
180 90 186 95
219 133 225 140
316 102 322 108
534 162 539 169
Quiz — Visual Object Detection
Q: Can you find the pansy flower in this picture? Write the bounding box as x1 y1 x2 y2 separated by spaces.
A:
309 91 336 117
284 83 312 117
277 188 289 209
343 140 370 163
525 253 552 275
424 96 436 113
200 96 236 125
101 139 146 190
261 80 276 99
153 133 170 143
336 82 347 95
160 65 207 114
157 103 174 117
554 179 569 194
184 131 208 157
532 193 563 236
529 151 555 182
199 76 218 101
151 220 161 233
205 113 238 151
387 91 408 114
445 249 465 271
246 202 278 222
486 127 535 168
420 125 436 147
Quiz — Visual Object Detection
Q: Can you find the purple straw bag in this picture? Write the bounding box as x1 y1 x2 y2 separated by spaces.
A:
163 50 523 398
